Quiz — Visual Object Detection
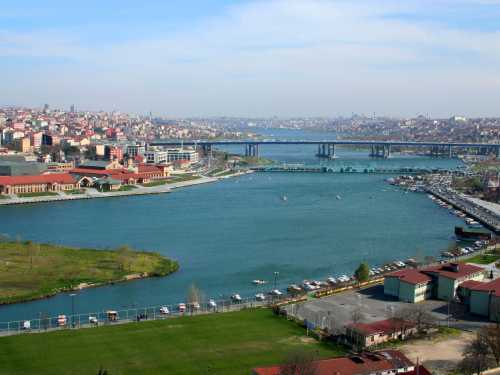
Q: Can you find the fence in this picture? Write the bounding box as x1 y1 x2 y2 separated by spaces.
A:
0 295 284 337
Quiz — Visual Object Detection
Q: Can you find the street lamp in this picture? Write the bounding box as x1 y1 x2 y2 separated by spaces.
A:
69 293 77 328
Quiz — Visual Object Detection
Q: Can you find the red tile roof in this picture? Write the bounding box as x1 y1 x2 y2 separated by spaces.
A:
385 269 432 285
253 350 422 375
347 319 416 336
0 173 76 186
423 263 484 280
461 278 500 297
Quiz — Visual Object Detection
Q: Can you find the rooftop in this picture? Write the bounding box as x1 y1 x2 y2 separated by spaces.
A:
422 262 484 280
347 318 416 336
385 269 432 285
461 277 500 297
252 350 429 375
0 173 76 186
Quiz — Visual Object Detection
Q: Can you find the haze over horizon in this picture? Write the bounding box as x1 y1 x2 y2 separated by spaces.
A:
1 0 500 118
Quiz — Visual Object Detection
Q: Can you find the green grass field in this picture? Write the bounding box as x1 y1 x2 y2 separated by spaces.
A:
16 191 59 198
0 309 345 375
142 180 167 187
0 241 179 304
466 253 500 264
166 174 201 184
64 189 85 195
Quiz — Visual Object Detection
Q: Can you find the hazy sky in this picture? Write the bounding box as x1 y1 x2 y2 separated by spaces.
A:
1 0 500 117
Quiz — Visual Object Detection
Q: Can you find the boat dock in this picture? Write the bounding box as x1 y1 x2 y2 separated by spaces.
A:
426 186 500 234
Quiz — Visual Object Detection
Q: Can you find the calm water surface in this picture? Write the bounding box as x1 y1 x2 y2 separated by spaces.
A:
0 130 464 321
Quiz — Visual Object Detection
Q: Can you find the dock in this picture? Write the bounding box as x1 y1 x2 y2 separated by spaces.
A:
427 186 500 234
251 165 447 174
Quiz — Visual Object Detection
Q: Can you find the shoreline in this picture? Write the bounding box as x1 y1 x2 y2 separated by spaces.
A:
0 173 252 206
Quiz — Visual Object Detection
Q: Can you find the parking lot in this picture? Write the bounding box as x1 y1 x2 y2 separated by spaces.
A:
283 285 490 332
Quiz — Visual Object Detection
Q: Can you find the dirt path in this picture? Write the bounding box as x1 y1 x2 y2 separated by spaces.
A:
400 331 474 375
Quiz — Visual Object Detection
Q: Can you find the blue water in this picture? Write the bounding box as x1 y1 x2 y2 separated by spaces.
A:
0 129 464 321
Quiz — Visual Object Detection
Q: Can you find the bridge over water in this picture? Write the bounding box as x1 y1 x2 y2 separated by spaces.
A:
149 140 500 159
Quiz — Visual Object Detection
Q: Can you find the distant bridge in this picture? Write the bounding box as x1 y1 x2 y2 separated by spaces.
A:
148 140 500 159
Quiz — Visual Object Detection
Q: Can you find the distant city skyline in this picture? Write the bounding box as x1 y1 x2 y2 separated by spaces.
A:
1 0 500 118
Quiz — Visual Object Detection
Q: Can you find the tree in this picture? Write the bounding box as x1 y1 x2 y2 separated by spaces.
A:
394 304 436 333
460 332 491 375
481 325 500 367
279 350 319 375
115 245 133 272
187 284 202 304
354 262 370 284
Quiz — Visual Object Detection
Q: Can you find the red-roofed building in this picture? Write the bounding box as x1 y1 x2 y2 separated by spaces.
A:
345 319 417 349
0 173 80 195
384 269 433 303
385 262 485 303
459 277 500 321
252 350 431 375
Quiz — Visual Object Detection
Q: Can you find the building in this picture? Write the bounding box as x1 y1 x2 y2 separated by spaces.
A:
144 147 199 165
144 149 169 164
104 145 124 161
0 161 48 176
126 144 146 158
15 137 31 153
384 262 485 302
0 173 80 195
384 269 433 303
252 350 431 375
458 278 500 321
345 319 417 349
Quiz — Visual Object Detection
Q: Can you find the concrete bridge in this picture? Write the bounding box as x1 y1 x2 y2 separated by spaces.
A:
148 140 500 159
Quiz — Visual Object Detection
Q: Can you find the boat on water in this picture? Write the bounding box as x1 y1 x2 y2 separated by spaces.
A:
281 195 288 201
287 284 302 293
336 195 342 200
455 225 492 241
231 294 242 302
252 279 267 285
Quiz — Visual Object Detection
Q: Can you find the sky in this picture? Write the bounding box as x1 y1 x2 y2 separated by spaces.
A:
1 0 500 118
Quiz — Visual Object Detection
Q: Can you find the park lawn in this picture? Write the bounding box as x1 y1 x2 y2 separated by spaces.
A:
465 253 500 264
16 191 59 198
142 180 167 187
0 241 178 304
166 174 201 183
0 309 345 375
64 189 85 195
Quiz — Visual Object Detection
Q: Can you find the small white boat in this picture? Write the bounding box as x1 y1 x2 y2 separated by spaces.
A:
178 303 186 312
255 293 266 301
209 299 217 308
231 294 242 302
269 289 282 296
281 195 288 201
327 277 337 284
336 195 342 200
252 279 267 285
160 306 170 315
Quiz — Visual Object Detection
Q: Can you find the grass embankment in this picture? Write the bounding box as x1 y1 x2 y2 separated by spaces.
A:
166 174 201 184
142 180 167 187
117 185 138 192
0 309 345 375
0 195 9 199
466 253 500 265
0 241 179 305
16 192 59 198
64 189 85 195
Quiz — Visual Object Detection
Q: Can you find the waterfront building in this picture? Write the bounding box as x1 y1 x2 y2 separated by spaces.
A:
144 149 169 164
252 349 430 375
384 262 484 302
0 173 80 195
345 319 417 349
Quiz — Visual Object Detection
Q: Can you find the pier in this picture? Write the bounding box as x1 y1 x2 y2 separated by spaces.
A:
426 186 500 234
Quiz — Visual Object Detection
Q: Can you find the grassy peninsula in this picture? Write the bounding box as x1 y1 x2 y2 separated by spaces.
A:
0 241 179 305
